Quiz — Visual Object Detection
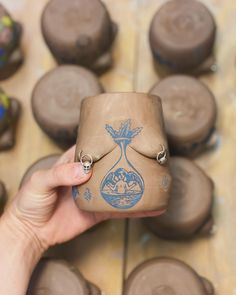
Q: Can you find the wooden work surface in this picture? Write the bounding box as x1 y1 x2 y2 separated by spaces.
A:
0 0 236 294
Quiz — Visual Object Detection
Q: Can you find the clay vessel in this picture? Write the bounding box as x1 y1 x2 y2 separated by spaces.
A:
74 93 172 213
124 257 214 295
143 157 214 239
0 88 21 151
149 0 216 76
0 4 23 80
31 65 103 148
41 0 117 74
27 258 101 295
149 75 217 157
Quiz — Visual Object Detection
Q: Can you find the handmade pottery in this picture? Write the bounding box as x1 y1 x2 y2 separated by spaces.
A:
149 0 216 75
31 65 103 148
74 93 171 213
143 157 214 239
0 88 21 151
150 75 217 157
124 257 214 295
41 0 117 74
27 259 101 295
0 4 23 80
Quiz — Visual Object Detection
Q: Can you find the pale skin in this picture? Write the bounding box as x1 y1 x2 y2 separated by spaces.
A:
0 146 164 295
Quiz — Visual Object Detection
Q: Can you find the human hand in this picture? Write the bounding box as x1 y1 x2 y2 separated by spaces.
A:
3 146 164 252
0 145 165 295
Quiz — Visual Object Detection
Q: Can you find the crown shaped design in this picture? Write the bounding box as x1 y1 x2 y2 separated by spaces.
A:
105 119 142 143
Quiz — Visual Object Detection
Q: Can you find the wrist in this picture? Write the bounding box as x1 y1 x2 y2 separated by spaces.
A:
0 208 45 268
0 209 45 295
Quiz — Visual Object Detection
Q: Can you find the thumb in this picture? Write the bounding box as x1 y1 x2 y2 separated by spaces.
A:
28 162 91 193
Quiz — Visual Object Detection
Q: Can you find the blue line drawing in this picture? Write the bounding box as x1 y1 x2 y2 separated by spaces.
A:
100 119 144 209
84 188 92 201
72 186 79 200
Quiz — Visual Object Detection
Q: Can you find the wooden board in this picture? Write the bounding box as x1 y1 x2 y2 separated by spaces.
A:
125 1 236 295
1 1 236 294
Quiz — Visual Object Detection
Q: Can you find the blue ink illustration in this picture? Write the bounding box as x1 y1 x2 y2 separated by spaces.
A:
84 188 92 201
72 186 79 200
100 119 144 209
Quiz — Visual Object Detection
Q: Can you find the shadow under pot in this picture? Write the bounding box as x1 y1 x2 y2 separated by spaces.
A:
143 157 214 240
0 4 23 80
0 88 21 151
124 257 214 295
41 0 118 75
149 75 217 157
149 0 216 76
31 65 104 149
73 92 172 213
0 180 7 215
19 154 60 188
27 258 101 295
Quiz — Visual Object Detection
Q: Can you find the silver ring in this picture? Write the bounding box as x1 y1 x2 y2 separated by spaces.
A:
79 151 93 173
156 144 167 165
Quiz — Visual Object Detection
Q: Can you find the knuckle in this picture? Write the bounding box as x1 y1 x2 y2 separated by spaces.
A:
29 170 44 185
59 155 71 165
51 166 62 183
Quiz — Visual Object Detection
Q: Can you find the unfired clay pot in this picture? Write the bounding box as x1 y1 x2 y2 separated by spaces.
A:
27 258 101 295
0 88 21 151
143 157 214 239
149 0 216 76
149 75 217 157
124 257 214 295
31 65 103 148
0 4 23 80
74 93 172 213
41 0 117 74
